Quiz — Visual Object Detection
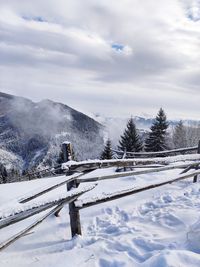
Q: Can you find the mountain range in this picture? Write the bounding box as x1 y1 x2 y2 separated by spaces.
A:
94 114 200 147
0 92 104 172
0 92 199 174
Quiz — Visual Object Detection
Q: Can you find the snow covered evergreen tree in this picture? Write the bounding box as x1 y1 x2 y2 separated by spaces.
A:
118 118 143 152
0 163 7 183
100 139 113 160
145 108 169 152
185 124 200 147
173 120 187 148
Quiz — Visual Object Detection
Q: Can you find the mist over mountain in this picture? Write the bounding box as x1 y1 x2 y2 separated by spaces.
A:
0 92 104 171
0 92 199 173
94 114 200 147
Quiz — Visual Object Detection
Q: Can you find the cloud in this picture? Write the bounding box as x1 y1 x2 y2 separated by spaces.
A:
0 0 200 120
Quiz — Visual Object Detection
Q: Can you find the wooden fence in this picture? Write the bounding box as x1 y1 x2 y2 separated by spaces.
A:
0 141 200 251
112 142 200 158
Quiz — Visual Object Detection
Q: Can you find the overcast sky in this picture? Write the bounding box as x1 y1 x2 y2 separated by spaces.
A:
0 0 200 120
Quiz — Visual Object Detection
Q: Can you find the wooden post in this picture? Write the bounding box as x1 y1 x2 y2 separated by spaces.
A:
55 142 82 236
62 142 72 162
67 180 82 237
54 142 73 217
193 140 200 183
198 140 200 154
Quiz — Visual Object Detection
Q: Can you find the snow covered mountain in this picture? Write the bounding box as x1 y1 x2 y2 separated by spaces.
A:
0 92 104 172
0 92 199 173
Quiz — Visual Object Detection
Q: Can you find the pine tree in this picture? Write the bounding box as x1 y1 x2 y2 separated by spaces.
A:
0 164 7 183
145 108 169 152
173 120 187 148
100 139 113 160
118 117 143 152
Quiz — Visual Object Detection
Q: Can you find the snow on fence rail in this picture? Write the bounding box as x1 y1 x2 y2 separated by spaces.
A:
0 183 96 230
112 143 200 158
63 153 200 173
21 164 63 180
18 173 83 204
77 161 200 183
76 169 200 209
0 203 65 251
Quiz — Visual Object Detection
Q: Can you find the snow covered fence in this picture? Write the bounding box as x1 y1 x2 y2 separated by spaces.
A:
18 173 83 204
76 169 200 210
1 143 200 250
112 142 200 158
0 183 96 230
0 203 65 251
62 153 200 173
77 161 200 183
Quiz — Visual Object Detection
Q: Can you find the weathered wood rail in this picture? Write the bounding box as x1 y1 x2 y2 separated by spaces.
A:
0 183 96 230
76 169 200 209
18 173 83 204
112 143 199 158
0 203 65 251
63 153 200 173
77 161 200 183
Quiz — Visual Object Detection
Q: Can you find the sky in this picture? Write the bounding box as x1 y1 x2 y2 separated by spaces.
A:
0 0 200 120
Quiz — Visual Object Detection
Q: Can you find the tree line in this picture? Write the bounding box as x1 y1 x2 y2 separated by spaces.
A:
100 108 200 160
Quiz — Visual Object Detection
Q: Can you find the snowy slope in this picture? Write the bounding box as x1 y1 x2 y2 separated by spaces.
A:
0 148 23 170
0 92 104 172
0 163 200 266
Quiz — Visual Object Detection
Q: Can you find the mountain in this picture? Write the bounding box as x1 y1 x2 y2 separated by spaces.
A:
0 92 104 172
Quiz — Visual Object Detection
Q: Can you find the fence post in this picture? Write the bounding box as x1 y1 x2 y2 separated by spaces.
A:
54 142 73 217
67 179 82 237
198 140 200 154
64 142 82 236
62 142 72 162
55 142 82 237
193 140 200 183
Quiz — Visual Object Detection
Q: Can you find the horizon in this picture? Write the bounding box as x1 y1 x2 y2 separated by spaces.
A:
1 90 199 122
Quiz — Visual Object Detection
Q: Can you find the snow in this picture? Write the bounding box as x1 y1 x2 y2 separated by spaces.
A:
62 153 200 170
62 141 71 145
1 162 200 266
0 175 96 220
55 132 71 139
0 148 23 170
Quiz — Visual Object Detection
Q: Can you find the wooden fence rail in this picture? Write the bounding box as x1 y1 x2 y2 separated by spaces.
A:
77 161 200 183
0 203 65 251
64 154 200 173
18 173 83 204
112 144 199 158
0 183 96 230
76 169 200 210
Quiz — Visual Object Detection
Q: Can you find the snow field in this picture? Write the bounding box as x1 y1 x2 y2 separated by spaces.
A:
0 165 200 266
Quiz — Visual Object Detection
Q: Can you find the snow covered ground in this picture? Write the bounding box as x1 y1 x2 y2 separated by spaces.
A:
0 148 23 170
0 164 200 267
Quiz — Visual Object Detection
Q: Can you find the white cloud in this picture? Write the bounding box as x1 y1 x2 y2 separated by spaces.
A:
0 0 200 119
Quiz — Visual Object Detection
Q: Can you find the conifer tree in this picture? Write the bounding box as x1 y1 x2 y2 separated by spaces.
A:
173 120 187 148
145 108 169 152
0 164 7 184
118 117 143 152
100 139 113 160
